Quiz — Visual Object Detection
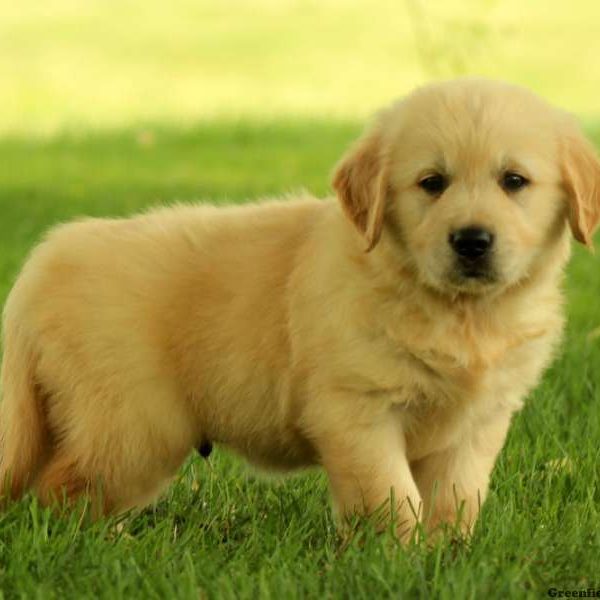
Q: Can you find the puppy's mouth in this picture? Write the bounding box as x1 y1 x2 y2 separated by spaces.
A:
447 258 499 292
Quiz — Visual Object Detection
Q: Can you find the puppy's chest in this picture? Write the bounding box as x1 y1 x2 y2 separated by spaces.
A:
369 320 553 421
384 332 547 460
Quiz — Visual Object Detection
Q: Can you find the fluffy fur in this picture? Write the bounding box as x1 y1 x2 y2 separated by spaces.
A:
1 79 599 540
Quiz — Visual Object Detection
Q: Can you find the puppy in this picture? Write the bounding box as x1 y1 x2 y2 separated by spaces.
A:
1 79 599 540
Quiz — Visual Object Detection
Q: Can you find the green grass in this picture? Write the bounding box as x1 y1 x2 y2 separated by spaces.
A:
0 121 599 598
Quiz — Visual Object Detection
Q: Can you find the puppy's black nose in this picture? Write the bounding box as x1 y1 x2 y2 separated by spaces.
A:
449 227 494 259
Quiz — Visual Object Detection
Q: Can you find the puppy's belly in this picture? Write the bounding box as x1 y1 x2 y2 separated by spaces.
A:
222 431 318 472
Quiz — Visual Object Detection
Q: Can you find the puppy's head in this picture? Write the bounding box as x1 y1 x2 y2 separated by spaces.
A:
333 79 600 296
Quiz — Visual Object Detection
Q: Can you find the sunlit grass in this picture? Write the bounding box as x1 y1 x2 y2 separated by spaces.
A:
1 0 600 135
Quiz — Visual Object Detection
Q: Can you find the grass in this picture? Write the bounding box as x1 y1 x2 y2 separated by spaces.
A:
0 120 599 598
2 0 600 134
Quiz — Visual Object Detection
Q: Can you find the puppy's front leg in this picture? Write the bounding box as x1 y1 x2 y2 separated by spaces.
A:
411 411 512 538
310 404 422 543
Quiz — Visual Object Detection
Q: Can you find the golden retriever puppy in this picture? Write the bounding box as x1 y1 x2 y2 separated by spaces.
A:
1 79 599 541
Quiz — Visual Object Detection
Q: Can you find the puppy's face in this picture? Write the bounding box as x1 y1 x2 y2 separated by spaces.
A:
334 80 600 297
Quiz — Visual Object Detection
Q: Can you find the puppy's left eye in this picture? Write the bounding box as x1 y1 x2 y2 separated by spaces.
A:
501 172 530 193
418 173 448 196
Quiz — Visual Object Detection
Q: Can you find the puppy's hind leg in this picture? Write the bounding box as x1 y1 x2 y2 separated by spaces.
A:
36 382 199 517
0 320 50 501
35 450 108 516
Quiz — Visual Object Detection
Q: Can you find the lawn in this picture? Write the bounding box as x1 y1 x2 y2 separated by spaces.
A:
0 121 599 598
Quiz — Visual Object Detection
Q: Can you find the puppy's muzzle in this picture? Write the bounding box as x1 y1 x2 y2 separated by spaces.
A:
449 226 495 279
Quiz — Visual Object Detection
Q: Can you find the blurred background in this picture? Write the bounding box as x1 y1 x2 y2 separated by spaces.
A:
2 0 600 135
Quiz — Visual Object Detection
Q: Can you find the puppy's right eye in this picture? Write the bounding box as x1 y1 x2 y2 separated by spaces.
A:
418 174 448 196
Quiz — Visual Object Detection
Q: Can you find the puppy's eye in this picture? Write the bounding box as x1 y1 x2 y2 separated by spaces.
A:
418 174 448 196
501 172 529 193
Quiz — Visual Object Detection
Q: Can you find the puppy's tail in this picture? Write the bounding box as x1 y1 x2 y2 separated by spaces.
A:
0 317 48 502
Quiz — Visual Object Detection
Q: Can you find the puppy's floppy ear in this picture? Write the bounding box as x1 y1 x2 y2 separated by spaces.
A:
332 130 389 252
560 124 600 249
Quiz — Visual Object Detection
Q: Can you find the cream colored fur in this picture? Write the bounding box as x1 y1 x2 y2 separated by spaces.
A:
2 79 599 540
